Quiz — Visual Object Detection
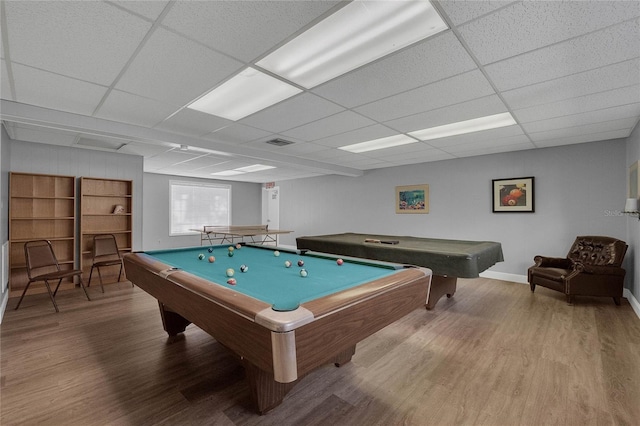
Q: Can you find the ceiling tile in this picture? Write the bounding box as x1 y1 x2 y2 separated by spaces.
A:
385 94 508 133
116 27 243 105
448 140 535 157
117 142 173 157
312 32 478 108
12 63 108 116
110 0 171 21
534 130 630 148
154 108 231 137
162 1 340 62
282 111 375 142
528 117 637 142
501 58 640 110
484 18 640 91
312 124 400 149
424 125 526 148
96 89 180 128
207 124 272 145
240 93 344 134
522 104 640 134
354 70 496 122
438 1 516 26
459 1 639 65
5 1 151 85
513 86 640 123
10 123 78 147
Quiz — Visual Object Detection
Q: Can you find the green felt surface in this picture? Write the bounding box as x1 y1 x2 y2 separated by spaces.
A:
145 245 399 311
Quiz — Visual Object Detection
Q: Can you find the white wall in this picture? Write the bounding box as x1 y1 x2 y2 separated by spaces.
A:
276 139 630 287
0 128 11 320
142 172 262 250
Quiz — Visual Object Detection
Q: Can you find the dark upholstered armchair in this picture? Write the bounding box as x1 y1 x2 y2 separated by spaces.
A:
528 236 627 305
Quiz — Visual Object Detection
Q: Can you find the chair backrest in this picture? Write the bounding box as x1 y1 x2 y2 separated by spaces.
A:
24 240 60 279
92 234 121 261
567 236 628 267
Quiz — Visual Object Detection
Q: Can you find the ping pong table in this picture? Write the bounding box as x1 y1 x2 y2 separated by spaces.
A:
192 225 292 246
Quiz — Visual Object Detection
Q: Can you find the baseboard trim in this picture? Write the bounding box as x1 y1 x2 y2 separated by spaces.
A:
0 291 8 324
480 271 528 284
624 288 640 319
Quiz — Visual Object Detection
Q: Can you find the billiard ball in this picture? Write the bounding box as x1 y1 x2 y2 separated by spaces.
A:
228 251 234 257
208 256 215 263
240 264 248 273
337 258 344 266
274 250 280 257
198 253 205 260
207 247 213 253
235 243 242 250
226 278 237 285
226 268 235 277
228 246 234 252
299 269 308 277
284 260 292 268
297 260 304 267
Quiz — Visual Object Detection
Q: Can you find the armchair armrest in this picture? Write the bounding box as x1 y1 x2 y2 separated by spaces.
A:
573 263 626 276
533 256 573 269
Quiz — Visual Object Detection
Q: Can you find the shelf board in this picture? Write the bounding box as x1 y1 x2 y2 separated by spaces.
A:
10 196 75 200
11 236 75 243
80 230 133 235
11 217 75 220
81 213 132 216
83 194 132 198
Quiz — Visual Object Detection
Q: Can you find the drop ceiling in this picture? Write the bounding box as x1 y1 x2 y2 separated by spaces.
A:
1 0 639 183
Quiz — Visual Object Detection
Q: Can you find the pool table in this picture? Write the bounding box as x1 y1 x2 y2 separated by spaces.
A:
123 244 431 414
296 233 504 309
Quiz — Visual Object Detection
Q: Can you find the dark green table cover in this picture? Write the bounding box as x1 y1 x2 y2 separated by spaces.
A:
296 233 504 278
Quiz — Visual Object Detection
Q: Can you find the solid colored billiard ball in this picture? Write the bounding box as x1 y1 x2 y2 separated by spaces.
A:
274 250 280 257
284 260 292 268
297 260 304 267
235 243 242 250
337 258 344 266
226 278 237 285
299 269 308 277
198 253 205 260
226 268 235 277
228 251 234 257
208 256 215 263
228 246 234 252
207 247 213 253
240 264 248 273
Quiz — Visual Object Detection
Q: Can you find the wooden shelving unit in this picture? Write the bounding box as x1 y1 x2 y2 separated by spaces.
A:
79 177 133 284
9 172 77 297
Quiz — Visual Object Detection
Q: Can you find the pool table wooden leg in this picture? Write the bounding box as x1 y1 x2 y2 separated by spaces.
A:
426 275 457 310
333 345 356 367
243 360 297 415
158 302 192 336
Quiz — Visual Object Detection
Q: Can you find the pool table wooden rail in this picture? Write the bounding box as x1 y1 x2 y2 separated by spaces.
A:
124 251 431 414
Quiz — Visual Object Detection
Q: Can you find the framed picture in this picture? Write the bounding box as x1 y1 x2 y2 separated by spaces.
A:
396 184 429 214
492 177 534 213
629 161 639 198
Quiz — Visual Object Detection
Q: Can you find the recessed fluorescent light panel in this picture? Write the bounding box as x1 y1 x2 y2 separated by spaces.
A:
234 164 276 173
257 0 448 88
339 134 419 153
409 113 517 141
211 164 276 176
188 68 302 121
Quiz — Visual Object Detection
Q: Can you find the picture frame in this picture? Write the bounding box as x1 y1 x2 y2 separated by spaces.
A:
492 176 535 213
396 184 429 214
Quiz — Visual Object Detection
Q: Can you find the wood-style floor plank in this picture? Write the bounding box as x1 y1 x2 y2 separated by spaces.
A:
1 278 639 425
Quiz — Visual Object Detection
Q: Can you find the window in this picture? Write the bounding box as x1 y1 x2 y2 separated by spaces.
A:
170 181 231 236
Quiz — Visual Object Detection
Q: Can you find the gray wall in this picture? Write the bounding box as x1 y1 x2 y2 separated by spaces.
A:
142 172 262 250
276 139 630 286
626 123 640 300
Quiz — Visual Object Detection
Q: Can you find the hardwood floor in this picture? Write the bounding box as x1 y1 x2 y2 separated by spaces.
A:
2 278 639 425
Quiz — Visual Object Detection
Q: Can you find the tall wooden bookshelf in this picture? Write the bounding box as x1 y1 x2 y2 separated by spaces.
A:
9 172 77 297
79 177 133 284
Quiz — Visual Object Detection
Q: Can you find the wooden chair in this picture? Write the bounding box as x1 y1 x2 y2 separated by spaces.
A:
16 240 90 312
88 234 129 292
